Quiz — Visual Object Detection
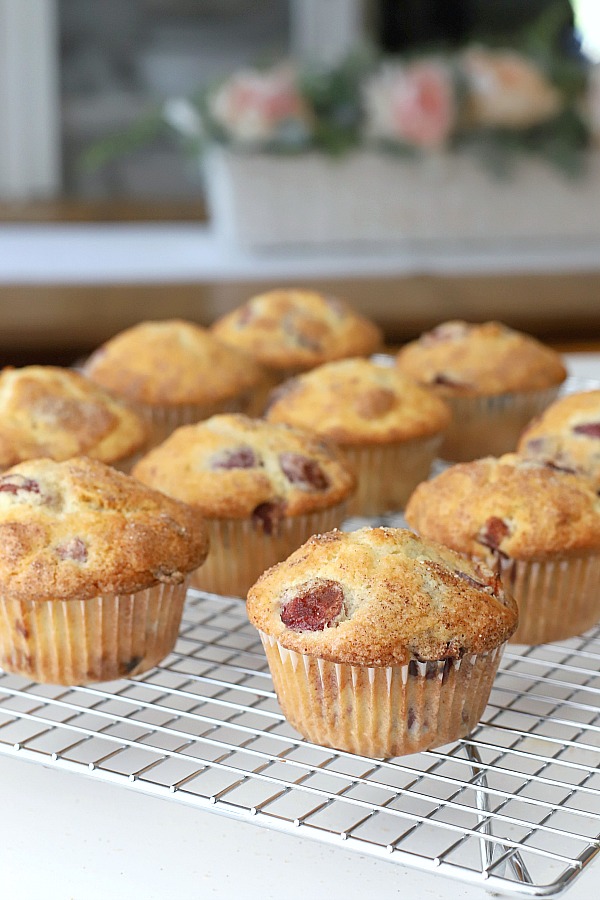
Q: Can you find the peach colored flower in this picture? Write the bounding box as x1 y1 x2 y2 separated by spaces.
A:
208 65 311 146
363 60 456 149
461 47 562 129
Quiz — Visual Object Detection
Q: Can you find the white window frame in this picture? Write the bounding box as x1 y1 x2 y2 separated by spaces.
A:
0 0 61 200
0 0 362 201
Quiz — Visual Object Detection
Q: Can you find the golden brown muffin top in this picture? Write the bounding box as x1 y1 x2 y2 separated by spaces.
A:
83 319 267 406
396 321 566 397
405 453 600 561
210 289 383 371
0 457 209 602
247 526 517 665
518 390 600 491
264 357 451 445
132 414 356 522
0 366 148 469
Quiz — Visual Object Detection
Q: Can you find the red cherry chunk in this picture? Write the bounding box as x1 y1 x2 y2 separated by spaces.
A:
456 571 488 591
421 322 469 346
279 453 329 491
281 580 344 631
456 569 500 595
544 460 576 475
212 446 258 469
56 537 88 562
573 422 600 438
252 500 285 535
0 476 41 495
478 516 510 551
432 373 470 389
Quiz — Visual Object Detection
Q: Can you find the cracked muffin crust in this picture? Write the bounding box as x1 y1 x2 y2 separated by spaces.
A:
84 319 266 406
264 357 450 514
265 357 450 445
395 322 566 461
132 415 356 597
210 289 383 374
405 454 600 561
405 454 600 643
247 526 516 756
247 526 517 665
0 457 209 684
132 414 356 519
83 319 268 443
0 366 148 471
396 321 566 397
518 390 600 491
0 456 209 601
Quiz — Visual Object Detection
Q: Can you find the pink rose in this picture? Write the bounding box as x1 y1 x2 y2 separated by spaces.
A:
461 47 562 129
208 66 311 146
364 61 456 149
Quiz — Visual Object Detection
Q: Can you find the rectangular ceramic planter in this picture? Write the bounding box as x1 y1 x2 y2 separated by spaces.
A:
203 147 600 251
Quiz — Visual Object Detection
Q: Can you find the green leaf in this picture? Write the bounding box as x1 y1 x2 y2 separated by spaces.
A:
78 109 166 172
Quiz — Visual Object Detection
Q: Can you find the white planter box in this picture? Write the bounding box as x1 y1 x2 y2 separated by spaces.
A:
203 148 600 251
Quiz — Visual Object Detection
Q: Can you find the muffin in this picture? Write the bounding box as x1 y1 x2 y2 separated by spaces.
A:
132 414 356 598
83 319 268 444
0 457 209 685
396 321 567 461
264 357 451 516
0 366 148 473
211 289 383 408
518 390 600 491
247 526 517 758
405 454 600 644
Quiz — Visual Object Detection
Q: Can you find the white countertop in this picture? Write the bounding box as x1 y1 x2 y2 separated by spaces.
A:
3 352 600 900
1 222 600 283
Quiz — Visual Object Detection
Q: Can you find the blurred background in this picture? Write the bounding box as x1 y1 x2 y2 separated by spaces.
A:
1 0 600 361
5 0 596 205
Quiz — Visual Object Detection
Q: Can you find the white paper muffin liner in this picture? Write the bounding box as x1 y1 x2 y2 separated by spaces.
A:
343 435 443 516
259 632 505 758
497 553 600 645
132 396 248 447
190 502 349 599
0 579 189 685
439 385 562 462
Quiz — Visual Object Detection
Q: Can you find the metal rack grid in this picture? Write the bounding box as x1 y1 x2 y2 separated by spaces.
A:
0 588 599 898
1 373 599 896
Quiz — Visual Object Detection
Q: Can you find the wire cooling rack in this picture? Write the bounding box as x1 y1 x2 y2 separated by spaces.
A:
1 373 599 897
0 588 599 898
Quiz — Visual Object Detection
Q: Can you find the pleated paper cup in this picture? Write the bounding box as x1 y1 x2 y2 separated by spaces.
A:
132 396 249 448
190 503 350 599
343 435 443 517
497 554 600 645
0 580 189 685
439 386 562 462
259 633 505 758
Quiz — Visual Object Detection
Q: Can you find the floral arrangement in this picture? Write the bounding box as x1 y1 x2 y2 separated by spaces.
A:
83 9 597 180
195 44 593 176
